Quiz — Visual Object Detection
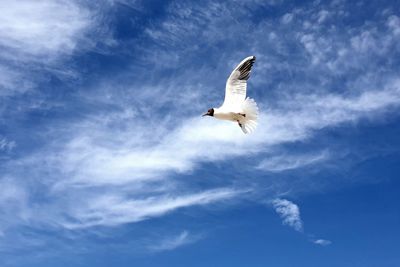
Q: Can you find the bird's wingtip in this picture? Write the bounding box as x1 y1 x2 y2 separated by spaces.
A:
245 56 256 61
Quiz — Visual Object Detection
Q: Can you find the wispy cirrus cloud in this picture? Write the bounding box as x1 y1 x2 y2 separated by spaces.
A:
0 0 91 61
0 178 29 237
0 65 34 96
0 0 112 96
257 151 329 172
0 137 16 152
36 77 400 188
147 230 199 252
61 188 242 229
313 239 332 246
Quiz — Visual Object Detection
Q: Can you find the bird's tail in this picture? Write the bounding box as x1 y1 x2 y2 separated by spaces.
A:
239 97 259 134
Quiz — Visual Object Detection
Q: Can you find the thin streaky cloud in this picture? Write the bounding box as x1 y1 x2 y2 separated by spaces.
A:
147 230 199 252
313 239 332 246
61 188 243 229
257 151 329 172
0 137 16 152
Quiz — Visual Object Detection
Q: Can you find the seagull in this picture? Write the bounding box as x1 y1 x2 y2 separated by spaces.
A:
202 56 258 134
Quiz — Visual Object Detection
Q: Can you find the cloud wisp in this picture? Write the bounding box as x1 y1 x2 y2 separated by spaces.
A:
0 137 16 152
61 188 242 229
0 0 111 97
147 230 199 252
272 198 303 232
313 239 332 246
257 151 329 172
0 0 91 61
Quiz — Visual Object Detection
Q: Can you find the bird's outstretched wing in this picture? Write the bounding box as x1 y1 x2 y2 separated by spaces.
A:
221 56 256 111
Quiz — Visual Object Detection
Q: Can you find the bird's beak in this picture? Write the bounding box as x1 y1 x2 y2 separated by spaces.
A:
202 113 207 117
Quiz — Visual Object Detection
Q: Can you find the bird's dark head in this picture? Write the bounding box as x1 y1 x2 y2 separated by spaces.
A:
202 108 214 117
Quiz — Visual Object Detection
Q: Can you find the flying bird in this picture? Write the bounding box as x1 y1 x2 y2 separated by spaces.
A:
202 56 258 134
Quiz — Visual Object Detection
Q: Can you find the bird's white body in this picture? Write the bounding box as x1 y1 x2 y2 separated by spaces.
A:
204 56 259 134
213 109 238 121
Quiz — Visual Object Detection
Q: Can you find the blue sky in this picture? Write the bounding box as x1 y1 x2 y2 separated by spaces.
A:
0 0 400 266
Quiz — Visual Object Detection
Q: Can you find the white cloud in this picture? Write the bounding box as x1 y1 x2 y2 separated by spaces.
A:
41 77 400 189
257 151 329 172
0 0 92 61
272 199 303 232
281 13 294 24
313 239 332 246
350 30 378 53
0 178 29 235
317 10 330 24
0 0 110 96
0 137 16 152
61 188 242 229
147 230 198 252
387 15 400 36
0 66 34 96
